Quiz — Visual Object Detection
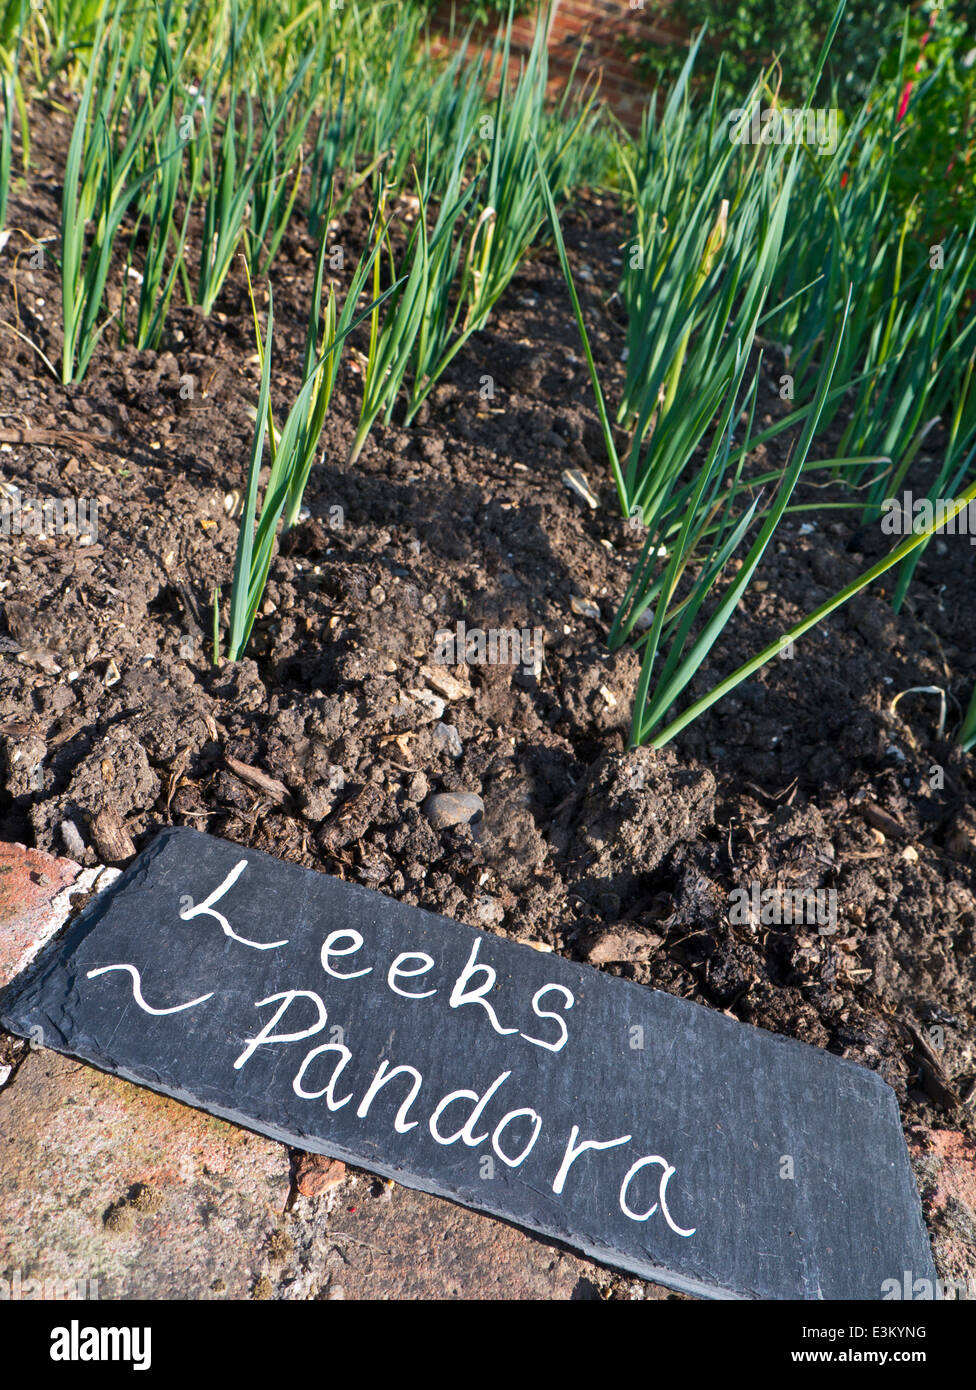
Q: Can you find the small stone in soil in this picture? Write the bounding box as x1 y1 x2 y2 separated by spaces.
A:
433 723 463 758
420 666 470 701
421 792 484 829
409 688 446 719
60 820 86 861
408 772 429 802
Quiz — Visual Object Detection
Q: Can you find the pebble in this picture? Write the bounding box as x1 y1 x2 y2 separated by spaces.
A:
60 819 86 861
420 666 469 701
408 772 429 802
471 896 504 926
433 722 463 759
569 594 601 620
409 688 446 719
421 792 484 830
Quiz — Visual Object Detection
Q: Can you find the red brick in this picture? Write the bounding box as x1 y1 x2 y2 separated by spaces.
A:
427 0 681 130
0 841 120 990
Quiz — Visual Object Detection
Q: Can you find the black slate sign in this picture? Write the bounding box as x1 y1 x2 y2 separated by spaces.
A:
0 827 935 1299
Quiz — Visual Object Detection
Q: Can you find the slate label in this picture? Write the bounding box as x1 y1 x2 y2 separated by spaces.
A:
0 827 935 1300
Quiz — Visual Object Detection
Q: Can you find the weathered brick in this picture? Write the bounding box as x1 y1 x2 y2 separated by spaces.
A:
0 841 119 991
909 1127 976 1295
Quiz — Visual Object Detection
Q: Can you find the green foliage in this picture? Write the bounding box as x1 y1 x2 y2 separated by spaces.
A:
222 243 398 663
59 1 180 382
0 0 29 232
622 296 851 748
962 682 976 751
407 0 534 27
634 1 904 101
880 2 976 232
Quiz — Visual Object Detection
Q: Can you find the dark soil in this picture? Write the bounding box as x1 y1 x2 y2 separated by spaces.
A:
1 97 974 1291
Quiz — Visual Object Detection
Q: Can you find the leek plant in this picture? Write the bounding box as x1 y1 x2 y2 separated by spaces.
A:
28 0 106 87
276 210 393 530
221 240 399 663
346 157 480 465
123 2 196 350
650 474 976 750
624 156 797 525
246 46 317 275
126 107 192 351
0 0 29 238
614 34 762 433
0 52 12 239
538 134 814 524
961 686 976 753
763 18 976 520
59 1 177 382
311 5 428 223
192 12 313 314
460 10 599 339
346 8 598 447
620 292 852 747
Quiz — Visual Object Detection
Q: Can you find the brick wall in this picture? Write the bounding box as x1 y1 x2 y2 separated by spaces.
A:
429 1 689 131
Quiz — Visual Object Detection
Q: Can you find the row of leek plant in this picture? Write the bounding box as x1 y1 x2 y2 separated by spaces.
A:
222 9 600 653
347 11 599 462
761 15 976 527
535 0 976 752
36 0 602 380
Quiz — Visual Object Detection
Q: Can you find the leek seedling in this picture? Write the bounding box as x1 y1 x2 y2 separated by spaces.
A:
397 10 597 426
222 245 399 663
128 105 192 351
246 45 317 276
347 160 478 465
960 685 976 753
461 7 597 338
223 268 274 666
277 208 393 530
651 475 976 750
60 1 176 382
0 0 29 238
623 154 798 525
624 289 851 747
0 56 12 238
124 2 195 351
539 70 799 523
193 18 312 315
307 59 344 238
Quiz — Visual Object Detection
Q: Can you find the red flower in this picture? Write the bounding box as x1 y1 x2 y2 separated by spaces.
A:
898 11 938 123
